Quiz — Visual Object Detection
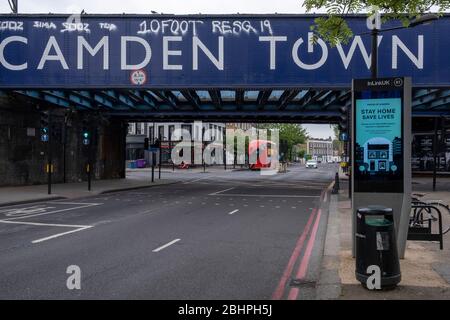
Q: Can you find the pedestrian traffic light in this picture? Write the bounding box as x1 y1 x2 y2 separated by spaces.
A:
40 111 50 142
144 138 149 150
82 128 90 146
338 106 349 136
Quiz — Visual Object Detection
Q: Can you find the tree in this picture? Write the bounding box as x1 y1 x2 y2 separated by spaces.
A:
259 124 308 161
303 0 450 46
331 124 344 156
298 149 307 159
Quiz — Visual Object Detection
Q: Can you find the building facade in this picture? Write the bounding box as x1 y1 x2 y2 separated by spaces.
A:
126 122 227 164
307 138 334 163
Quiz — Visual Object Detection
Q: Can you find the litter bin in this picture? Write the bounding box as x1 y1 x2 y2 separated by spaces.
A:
136 159 147 168
127 161 137 169
355 206 401 289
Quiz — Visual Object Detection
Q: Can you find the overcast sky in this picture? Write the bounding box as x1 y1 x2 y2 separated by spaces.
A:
0 0 310 14
0 0 333 138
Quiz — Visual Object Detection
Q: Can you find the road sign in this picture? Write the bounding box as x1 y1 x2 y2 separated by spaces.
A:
340 132 349 142
0 15 449 88
41 134 49 142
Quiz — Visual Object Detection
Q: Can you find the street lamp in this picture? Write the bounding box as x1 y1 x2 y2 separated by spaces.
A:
367 14 439 79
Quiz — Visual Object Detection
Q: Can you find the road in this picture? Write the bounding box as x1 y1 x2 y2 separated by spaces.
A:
0 163 337 299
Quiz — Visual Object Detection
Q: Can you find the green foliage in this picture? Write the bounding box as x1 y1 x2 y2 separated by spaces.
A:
259 124 308 161
298 149 307 159
259 123 308 146
303 0 450 46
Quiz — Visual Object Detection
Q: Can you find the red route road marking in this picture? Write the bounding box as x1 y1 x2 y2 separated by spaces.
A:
272 208 317 300
288 208 323 300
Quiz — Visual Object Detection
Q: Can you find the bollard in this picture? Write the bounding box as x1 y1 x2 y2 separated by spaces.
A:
332 172 340 194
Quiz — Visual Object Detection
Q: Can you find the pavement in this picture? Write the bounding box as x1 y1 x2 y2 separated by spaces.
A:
0 163 337 299
317 174 450 300
0 177 178 208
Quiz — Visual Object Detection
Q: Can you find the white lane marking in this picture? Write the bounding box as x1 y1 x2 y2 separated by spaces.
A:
184 176 216 184
0 220 93 244
0 220 88 229
228 209 239 215
32 227 92 244
3 203 103 221
153 239 181 253
208 187 236 196
211 194 320 198
323 192 328 202
48 202 102 205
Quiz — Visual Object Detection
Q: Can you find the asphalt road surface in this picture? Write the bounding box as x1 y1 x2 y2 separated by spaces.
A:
0 163 337 299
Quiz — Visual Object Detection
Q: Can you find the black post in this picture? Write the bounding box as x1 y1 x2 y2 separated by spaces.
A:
151 153 155 183
223 129 227 171
170 138 175 172
47 110 52 195
159 136 162 180
87 135 92 191
202 143 206 173
332 172 340 194
433 117 439 191
87 163 91 191
63 119 67 183
371 28 378 79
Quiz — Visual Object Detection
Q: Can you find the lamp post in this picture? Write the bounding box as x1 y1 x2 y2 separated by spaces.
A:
368 14 439 79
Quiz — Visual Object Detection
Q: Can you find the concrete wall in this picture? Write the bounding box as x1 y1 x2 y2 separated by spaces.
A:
0 94 126 187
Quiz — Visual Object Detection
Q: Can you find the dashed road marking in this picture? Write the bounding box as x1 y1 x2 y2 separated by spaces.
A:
153 239 181 253
228 209 239 215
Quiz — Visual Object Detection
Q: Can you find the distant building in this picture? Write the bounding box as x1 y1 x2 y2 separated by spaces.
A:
307 137 334 163
226 123 255 131
126 122 226 164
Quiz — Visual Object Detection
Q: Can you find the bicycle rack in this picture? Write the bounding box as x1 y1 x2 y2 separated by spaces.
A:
408 203 444 250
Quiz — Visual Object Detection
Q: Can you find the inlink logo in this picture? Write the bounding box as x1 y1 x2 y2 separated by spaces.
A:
394 78 404 87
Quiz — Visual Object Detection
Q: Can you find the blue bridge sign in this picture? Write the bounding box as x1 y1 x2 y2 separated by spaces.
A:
0 14 449 88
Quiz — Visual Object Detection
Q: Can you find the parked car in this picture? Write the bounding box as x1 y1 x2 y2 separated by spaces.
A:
306 160 318 169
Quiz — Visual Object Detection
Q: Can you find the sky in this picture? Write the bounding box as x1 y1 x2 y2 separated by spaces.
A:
0 0 309 14
0 0 334 138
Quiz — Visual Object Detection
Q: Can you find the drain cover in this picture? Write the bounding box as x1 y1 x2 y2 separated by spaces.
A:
290 279 316 288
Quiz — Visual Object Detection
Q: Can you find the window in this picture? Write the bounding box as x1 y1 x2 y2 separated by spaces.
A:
136 123 144 135
158 126 165 140
169 125 175 141
128 123 136 135
148 126 154 142
209 124 213 140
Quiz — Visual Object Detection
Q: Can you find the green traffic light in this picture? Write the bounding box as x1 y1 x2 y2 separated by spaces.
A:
83 132 90 138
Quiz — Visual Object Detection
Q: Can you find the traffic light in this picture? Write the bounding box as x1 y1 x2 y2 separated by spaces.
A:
338 106 349 138
82 127 91 146
40 111 50 142
144 138 150 150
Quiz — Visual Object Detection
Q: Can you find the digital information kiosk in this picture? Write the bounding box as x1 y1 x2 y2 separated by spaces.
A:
352 77 412 258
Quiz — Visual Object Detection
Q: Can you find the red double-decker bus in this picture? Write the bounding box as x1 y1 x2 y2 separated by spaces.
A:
248 140 276 170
